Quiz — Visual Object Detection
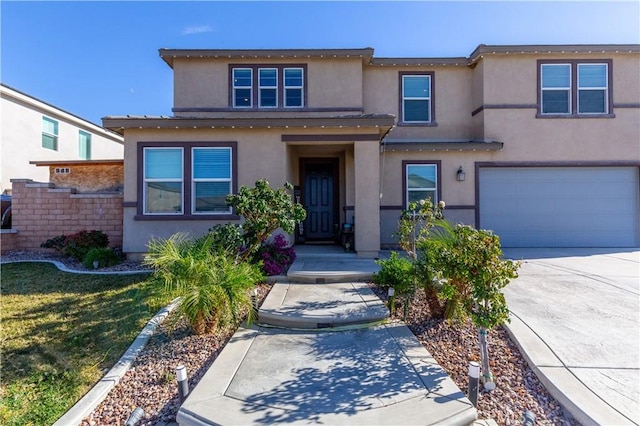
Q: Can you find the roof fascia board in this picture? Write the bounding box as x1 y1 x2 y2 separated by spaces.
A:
371 57 469 66
469 44 640 62
160 48 375 68
102 115 396 134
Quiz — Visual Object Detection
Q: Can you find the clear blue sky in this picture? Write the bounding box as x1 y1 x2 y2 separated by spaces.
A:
2 1 639 125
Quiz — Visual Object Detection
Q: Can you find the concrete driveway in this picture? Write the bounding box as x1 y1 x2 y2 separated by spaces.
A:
502 248 640 425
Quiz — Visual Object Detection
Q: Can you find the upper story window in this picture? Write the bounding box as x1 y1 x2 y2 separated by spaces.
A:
42 116 59 150
539 60 611 116
233 68 253 107
78 130 91 160
284 68 304 107
140 142 236 218
404 162 439 208
400 72 434 124
230 64 306 109
259 68 277 108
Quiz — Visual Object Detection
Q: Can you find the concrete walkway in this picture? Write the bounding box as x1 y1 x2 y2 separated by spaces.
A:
502 248 640 426
177 248 477 425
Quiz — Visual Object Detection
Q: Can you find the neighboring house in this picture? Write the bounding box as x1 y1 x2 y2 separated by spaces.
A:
0 83 124 194
103 44 640 259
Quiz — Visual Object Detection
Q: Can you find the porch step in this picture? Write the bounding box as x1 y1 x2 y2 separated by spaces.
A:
257 282 390 329
286 256 380 284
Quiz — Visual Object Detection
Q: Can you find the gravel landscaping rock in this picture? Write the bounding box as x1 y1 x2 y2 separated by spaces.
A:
2 251 580 425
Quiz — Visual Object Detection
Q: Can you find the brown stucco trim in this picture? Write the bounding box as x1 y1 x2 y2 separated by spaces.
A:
172 107 364 113
470 44 640 63
103 115 396 134
614 103 640 108
398 71 436 125
471 104 537 117
401 160 442 209
135 141 238 220
228 64 308 109
372 57 468 67
160 48 375 68
282 134 380 142
122 201 137 208
380 205 403 210
536 59 614 117
474 161 640 228
382 140 503 151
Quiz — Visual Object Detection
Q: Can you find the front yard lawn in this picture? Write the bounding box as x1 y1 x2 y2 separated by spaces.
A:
0 262 159 426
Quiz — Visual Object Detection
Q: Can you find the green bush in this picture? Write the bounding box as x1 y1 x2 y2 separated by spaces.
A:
82 247 121 269
374 251 414 295
41 230 110 261
208 223 245 255
143 232 264 334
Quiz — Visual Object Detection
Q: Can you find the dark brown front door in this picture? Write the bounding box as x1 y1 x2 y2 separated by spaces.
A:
301 159 338 241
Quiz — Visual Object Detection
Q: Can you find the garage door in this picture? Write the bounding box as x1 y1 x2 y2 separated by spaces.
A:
479 167 639 247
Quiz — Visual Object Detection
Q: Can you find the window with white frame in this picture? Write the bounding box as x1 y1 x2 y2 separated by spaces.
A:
401 73 433 123
143 148 184 214
78 130 91 160
539 60 610 116
284 67 303 107
233 68 253 107
405 163 438 207
42 116 59 150
192 147 232 214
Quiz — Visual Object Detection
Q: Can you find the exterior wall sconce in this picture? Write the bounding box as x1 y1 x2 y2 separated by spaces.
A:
456 166 466 181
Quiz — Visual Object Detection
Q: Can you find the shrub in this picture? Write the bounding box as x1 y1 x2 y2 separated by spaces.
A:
208 223 245 256
41 235 67 253
143 232 264 334
82 247 121 269
41 230 109 261
374 251 414 295
63 230 109 261
255 234 296 276
226 179 306 258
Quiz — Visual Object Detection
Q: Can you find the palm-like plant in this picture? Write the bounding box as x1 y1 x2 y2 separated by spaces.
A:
144 233 264 334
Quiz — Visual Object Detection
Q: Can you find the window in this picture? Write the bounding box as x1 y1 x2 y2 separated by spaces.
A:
284 68 303 107
192 148 232 214
401 73 433 123
139 142 236 218
78 130 91 160
230 64 306 109
539 60 611 116
42 117 58 150
405 163 438 208
233 68 252 107
258 68 277 107
144 148 183 214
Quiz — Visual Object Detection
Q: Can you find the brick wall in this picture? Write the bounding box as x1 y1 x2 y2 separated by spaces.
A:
8 179 123 251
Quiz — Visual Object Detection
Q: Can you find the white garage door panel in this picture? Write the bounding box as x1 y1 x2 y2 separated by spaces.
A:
479 167 639 247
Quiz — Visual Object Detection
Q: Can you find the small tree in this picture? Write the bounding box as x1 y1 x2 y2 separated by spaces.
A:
426 223 520 390
226 179 306 259
394 198 446 318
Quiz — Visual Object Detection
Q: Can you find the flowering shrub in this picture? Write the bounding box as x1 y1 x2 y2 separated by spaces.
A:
255 234 296 276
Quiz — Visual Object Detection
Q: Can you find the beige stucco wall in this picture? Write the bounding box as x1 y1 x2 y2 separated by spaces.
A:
364 65 475 139
1 87 123 194
172 57 365 115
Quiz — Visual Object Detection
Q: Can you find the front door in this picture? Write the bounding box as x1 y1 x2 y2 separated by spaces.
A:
303 161 337 240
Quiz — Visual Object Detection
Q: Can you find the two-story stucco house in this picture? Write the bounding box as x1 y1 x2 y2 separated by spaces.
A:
103 44 640 259
1 83 124 194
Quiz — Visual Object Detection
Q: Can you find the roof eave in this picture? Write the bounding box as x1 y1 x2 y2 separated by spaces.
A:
102 115 396 135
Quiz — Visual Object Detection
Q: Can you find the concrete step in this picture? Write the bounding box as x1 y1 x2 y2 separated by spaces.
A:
258 282 390 329
286 257 380 284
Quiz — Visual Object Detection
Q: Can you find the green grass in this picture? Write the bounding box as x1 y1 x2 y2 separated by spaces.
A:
0 262 162 426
